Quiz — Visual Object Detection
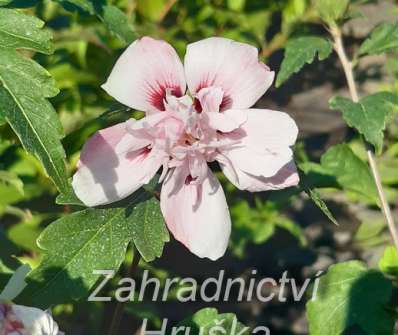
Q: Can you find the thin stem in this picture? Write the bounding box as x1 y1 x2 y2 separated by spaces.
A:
107 246 141 335
331 26 398 250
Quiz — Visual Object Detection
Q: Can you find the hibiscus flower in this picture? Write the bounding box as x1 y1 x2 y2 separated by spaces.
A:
72 37 299 260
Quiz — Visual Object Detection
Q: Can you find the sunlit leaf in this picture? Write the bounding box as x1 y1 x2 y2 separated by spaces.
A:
137 0 168 22
0 171 23 195
0 9 69 193
227 0 246 11
19 191 168 308
379 246 398 278
0 9 53 53
7 216 44 252
306 261 395 335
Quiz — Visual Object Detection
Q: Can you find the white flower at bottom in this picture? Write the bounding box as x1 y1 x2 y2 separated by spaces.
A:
0 303 63 335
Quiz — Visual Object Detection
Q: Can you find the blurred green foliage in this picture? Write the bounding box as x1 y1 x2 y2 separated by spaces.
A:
0 0 398 334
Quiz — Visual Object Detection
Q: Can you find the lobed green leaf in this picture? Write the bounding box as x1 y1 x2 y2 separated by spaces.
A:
276 36 332 87
18 191 168 307
330 93 398 154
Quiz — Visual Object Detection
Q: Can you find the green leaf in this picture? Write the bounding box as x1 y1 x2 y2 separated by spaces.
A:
330 93 398 154
55 0 95 14
0 171 23 195
56 181 84 206
0 9 53 54
0 0 11 6
359 23 398 56
179 308 250 335
102 5 135 44
129 197 169 262
19 192 168 307
276 36 332 87
313 0 349 25
0 9 69 193
354 219 386 243
0 170 25 209
306 261 395 335
379 246 398 278
7 216 43 252
304 188 338 225
227 0 246 11
136 0 168 22
320 144 378 202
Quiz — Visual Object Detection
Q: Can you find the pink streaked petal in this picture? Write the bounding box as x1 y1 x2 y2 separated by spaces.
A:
196 86 223 113
102 37 186 112
160 164 231 261
72 123 163 206
184 37 274 109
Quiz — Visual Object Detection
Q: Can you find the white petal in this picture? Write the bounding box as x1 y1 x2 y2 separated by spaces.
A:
219 108 298 178
102 37 186 112
72 122 162 207
160 164 231 260
220 157 299 192
184 37 274 109
12 305 61 335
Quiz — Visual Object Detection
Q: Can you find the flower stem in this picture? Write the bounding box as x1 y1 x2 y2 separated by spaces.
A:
107 245 141 335
330 26 398 250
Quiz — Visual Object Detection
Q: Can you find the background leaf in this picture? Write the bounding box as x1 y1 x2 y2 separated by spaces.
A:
304 188 338 225
379 246 398 278
179 308 250 335
313 0 349 25
359 23 398 56
330 93 398 154
320 144 378 202
102 5 135 44
276 36 332 87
